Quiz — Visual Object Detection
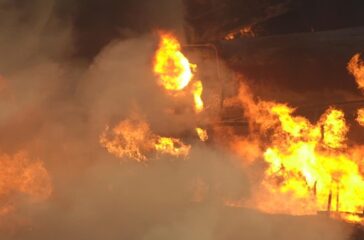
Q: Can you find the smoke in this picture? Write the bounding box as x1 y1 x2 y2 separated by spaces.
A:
0 0 357 239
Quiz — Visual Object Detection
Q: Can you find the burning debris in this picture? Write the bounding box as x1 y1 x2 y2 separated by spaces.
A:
99 114 191 161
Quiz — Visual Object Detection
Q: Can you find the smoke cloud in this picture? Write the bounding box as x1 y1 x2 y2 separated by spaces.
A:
0 0 357 239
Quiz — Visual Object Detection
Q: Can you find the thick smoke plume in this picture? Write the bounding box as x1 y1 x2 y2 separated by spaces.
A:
0 0 356 239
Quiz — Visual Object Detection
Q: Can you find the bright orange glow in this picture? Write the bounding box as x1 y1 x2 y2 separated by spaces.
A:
348 53 364 90
320 108 348 149
155 137 191 158
357 108 364 126
0 152 52 216
224 25 256 40
192 81 204 113
153 32 205 114
99 118 153 162
340 213 363 224
100 116 191 161
154 32 194 91
227 77 364 223
196 127 208 142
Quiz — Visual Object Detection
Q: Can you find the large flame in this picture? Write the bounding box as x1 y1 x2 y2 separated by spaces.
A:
101 32 205 162
100 115 190 162
153 32 194 92
226 69 364 223
153 32 204 113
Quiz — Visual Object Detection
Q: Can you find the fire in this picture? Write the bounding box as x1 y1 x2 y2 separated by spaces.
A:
0 151 52 216
196 127 208 142
192 81 204 113
357 108 364 126
227 71 364 222
341 213 363 224
348 54 364 127
153 32 205 113
99 118 154 162
224 25 256 40
101 32 205 162
153 32 194 92
260 107 355 212
154 137 191 158
348 53 364 90
100 115 190 161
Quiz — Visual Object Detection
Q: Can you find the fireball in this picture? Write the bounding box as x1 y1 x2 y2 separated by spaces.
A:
154 32 194 92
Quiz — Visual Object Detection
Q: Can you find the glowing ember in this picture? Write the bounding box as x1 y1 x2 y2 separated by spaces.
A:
154 32 194 92
100 116 190 161
196 127 208 142
224 25 256 40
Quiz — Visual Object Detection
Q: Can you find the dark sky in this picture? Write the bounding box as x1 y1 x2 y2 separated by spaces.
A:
6 0 364 59
54 0 184 59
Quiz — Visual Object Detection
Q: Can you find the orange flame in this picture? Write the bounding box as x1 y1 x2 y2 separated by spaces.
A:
357 108 364 126
154 32 194 92
0 152 52 217
348 53 364 90
227 75 364 222
196 127 208 142
100 116 191 161
155 137 191 158
192 81 204 113
224 25 256 41
99 119 153 162
153 32 205 113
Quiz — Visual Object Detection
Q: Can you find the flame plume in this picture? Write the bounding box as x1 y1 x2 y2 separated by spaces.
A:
153 32 194 92
153 32 205 113
228 73 364 223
